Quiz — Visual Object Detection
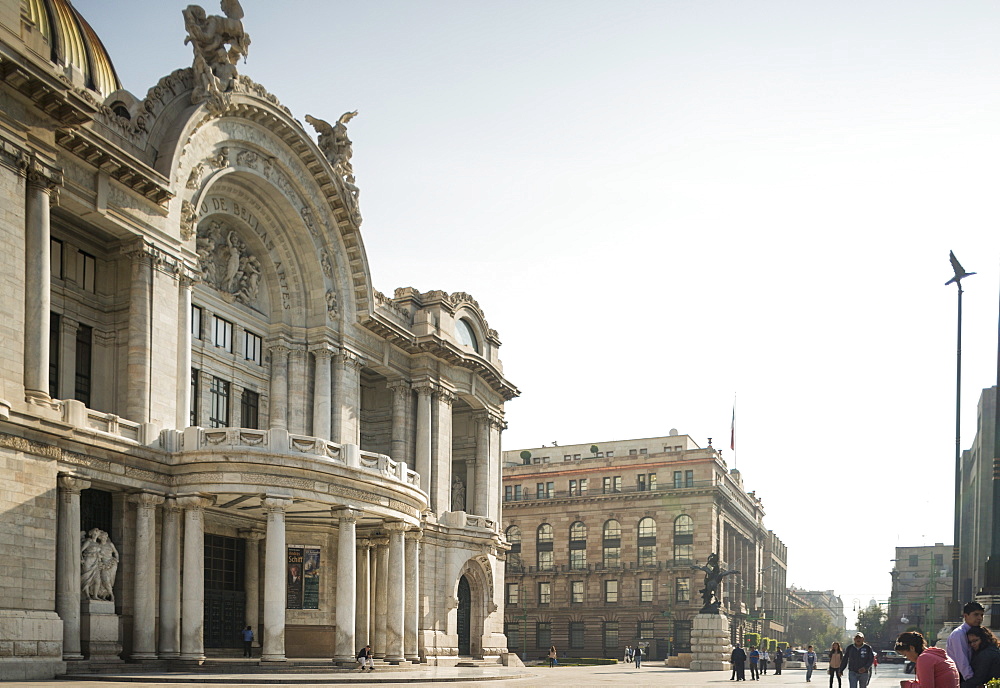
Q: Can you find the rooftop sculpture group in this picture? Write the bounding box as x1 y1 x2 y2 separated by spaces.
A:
183 0 251 110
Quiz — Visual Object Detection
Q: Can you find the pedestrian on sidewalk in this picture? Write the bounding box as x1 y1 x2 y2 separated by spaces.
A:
761 647 770 675
968 625 1000 687
828 641 844 688
805 645 818 683
749 645 760 680
732 643 747 681
241 625 254 658
634 644 643 668
625 644 633 664
842 632 874 688
948 600 985 686
774 648 784 675
548 645 558 667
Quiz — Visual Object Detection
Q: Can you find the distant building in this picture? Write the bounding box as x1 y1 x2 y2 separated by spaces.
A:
790 588 847 633
956 387 997 608
888 544 953 644
500 433 788 661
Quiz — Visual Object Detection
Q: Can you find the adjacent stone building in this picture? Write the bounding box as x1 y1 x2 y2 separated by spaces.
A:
0 0 517 679
888 544 953 644
500 433 787 662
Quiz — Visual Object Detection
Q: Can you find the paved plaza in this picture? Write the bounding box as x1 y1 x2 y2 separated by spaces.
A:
2 663 909 688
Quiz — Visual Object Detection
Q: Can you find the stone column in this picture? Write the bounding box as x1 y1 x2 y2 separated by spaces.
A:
388 379 410 462
130 492 164 659
464 460 476 514
355 538 371 648
373 534 389 658
158 498 182 658
473 413 490 517
176 275 194 428
368 541 377 649
262 497 292 662
267 344 289 430
490 414 503 525
404 529 421 662
414 385 432 500
287 346 307 435
240 529 264 649
178 495 212 661
23 167 58 401
385 522 407 663
334 509 359 663
431 390 453 513
56 474 90 660
333 352 364 445
310 346 333 440
57 315 78 400
124 241 154 424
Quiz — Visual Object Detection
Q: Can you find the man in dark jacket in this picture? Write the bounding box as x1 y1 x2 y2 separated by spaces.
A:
842 632 874 688
731 643 747 681
772 648 783 675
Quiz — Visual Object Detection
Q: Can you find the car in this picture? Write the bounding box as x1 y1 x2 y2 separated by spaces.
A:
879 650 905 664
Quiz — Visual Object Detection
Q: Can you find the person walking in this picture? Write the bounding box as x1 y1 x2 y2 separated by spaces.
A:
548 645 558 667
842 632 874 688
828 641 844 688
968 625 1000 688
773 647 784 675
625 644 632 664
897 631 959 688
948 601 985 686
241 625 254 658
732 643 748 681
634 644 643 668
761 647 770 675
805 645 818 683
749 645 760 680
356 644 374 671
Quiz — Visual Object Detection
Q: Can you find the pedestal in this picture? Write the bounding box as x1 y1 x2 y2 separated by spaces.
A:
976 593 1000 629
688 611 731 671
80 600 122 664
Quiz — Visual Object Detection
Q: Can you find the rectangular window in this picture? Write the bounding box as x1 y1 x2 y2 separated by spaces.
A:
546 481 554 497
685 469 694 487
243 330 261 364
213 315 233 351
629 449 637 456
596 451 603 457
604 579 619 603
506 582 519 605
571 580 584 603
613 476 622 492
564 455 572 461
638 543 656 567
570 549 586 570
573 453 581 460
505 486 513 502
74 324 92 406
49 313 60 398
579 478 588 494
536 622 551 650
637 474 646 492
76 250 95 292
569 479 577 495
191 305 203 339
638 621 655 641
909 555 919 567
676 577 691 602
209 376 230 427
603 621 619 650
537 550 553 571
50 238 63 278
241 389 259 429
536 482 545 499
640 578 653 603
606 451 614 457
603 477 611 494
673 471 682 488
505 622 520 651
538 582 551 605
514 485 522 500
935 553 944 567
649 473 657 490
570 621 585 649
533 457 541 464
639 448 647 454
190 368 200 426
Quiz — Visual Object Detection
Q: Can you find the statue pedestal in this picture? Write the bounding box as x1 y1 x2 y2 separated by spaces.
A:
80 600 122 664
689 611 732 671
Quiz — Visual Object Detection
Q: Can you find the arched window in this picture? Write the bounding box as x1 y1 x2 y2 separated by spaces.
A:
673 515 694 562
638 517 657 566
602 519 621 568
569 521 587 570
537 523 554 570
456 318 480 353
506 525 521 553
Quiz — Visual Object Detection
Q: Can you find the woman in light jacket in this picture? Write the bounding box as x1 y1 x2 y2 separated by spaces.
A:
897 631 959 688
828 641 844 688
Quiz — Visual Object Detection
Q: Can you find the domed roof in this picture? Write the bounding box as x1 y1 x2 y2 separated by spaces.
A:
22 0 121 99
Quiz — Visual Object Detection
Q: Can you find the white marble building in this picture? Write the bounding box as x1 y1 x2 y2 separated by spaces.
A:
0 0 517 679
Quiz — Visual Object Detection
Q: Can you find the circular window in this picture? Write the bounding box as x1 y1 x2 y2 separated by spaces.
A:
456 318 480 353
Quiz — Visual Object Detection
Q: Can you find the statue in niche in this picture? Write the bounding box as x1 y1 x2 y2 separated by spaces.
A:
80 529 119 601
451 475 466 512
691 552 740 614
196 220 262 306
305 112 361 219
183 0 251 109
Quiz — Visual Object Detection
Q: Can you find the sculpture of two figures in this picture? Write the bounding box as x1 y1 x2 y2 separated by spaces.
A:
692 552 739 614
305 112 360 196
81 528 119 602
183 0 251 109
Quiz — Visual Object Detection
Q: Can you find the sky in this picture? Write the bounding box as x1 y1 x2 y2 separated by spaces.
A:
75 0 1000 629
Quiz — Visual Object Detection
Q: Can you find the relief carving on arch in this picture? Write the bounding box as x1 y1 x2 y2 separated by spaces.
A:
196 219 262 306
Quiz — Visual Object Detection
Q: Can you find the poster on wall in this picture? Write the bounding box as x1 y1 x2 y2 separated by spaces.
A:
286 546 303 609
303 547 321 610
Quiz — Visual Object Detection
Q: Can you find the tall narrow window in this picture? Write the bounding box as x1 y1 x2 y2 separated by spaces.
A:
649 474 657 490
685 469 694 487
74 324 92 406
190 368 200 426
676 577 691 602
569 521 587 570
506 583 519 605
603 621 619 651
209 376 230 427
212 315 233 351
241 389 259 429
244 330 262 364
537 524 554 570
604 579 618 603
49 312 60 399
538 582 551 604
673 515 694 562
571 580 584 603
570 621 585 649
637 517 657 566
50 238 63 278
639 579 654 603
191 305 203 339
536 622 551 649
637 474 646 492
673 471 682 488
602 519 621 568
76 250 95 292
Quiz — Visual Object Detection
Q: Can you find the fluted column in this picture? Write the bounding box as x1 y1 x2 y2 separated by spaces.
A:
333 352 363 445
385 522 407 663
23 167 59 401
388 379 410 461
176 274 194 428
373 534 389 658
158 498 182 658
431 389 453 512
473 413 490 517
130 492 164 659
355 538 371 648
404 529 421 662
287 346 307 435
334 509 359 663
414 384 432 499
124 241 154 423
57 316 78 400
267 345 289 430
262 497 292 662
368 541 377 648
310 346 333 440
178 495 212 660
240 529 264 649
56 474 90 660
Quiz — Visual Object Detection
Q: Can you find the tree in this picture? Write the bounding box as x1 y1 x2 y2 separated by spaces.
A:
856 604 888 649
787 608 839 649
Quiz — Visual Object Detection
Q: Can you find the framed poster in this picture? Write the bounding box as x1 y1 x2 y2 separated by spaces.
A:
286 545 320 610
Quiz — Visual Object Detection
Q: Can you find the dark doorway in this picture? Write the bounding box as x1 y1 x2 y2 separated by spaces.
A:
457 575 471 656
204 534 245 649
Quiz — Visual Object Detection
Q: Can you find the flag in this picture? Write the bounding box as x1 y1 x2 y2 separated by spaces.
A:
730 404 735 451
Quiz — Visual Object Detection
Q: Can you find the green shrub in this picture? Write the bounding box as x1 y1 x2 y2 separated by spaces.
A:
745 632 761 648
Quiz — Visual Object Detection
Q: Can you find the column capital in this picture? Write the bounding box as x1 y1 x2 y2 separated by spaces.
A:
57 473 91 494
176 494 214 511
384 521 409 533
335 507 361 524
370 534 390 547
266 341 290 356
129 492 165 509
162 496 183 514
310 344 336 360
336 350 366 371
433 388 454 406
404 529 423 542
261 496 293 513
387 379 411 396
356 538 372 550
26 159 62 191
239 528 266 541
413 382 434 397
179 270 198 289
